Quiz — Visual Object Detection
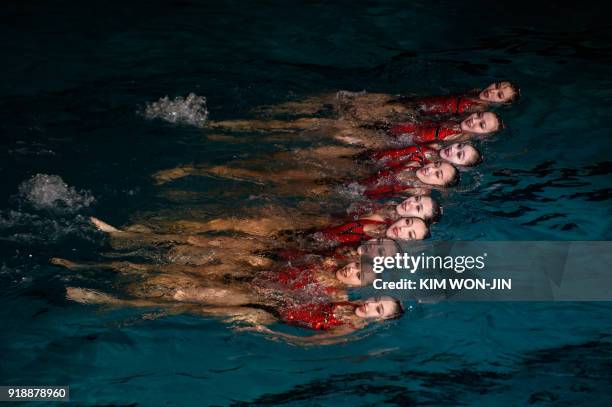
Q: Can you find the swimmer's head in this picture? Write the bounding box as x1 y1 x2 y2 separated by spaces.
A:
396 195 438 222
479 81 519 104
355 296 404 320
385 217 429 241
460 112 500 134
416 162 458 187
357 238 399 257
439 143 482 166
335 261 376 286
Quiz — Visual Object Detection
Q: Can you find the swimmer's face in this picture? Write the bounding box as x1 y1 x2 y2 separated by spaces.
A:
439 143 480 166
416 162 457 186
355 296 401 319
396 195 434 220
336 262 362 286
460 112 500 134
386 217 428 241
479 81 516 103
358 238 398 257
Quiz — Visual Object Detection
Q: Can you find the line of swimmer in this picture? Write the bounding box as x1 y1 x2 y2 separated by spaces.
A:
53 81 519 345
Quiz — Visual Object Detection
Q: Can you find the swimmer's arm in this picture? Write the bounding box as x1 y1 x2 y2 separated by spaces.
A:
242 325 356 346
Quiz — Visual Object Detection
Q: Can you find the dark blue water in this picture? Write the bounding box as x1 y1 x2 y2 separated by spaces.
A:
1 1 611 405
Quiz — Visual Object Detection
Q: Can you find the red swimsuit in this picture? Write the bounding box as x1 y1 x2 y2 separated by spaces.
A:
274 264 339 294
273 245 355 262
318 219 390 245
280 302 354 330
369 145 435 168
389 121 462 144
360 164 419 199
415 95 484 115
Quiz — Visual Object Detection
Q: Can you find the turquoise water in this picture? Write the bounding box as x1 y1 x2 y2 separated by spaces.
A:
1 1 611 405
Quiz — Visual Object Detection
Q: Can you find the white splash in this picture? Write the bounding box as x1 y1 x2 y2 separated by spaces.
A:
143 93 209 127
18 174 95 213
335 90 367 100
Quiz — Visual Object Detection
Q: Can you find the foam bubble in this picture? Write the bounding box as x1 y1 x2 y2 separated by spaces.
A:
18 174 95 213
335 89 367 100
143 93 209 127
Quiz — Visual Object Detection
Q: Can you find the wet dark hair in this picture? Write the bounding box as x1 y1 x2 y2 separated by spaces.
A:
463 144 483 167
501 80 520 103
490 112 503 132
444 165 461 187
386 299 405 320
359 269 377 286
444 166 461 188
429 199 442 224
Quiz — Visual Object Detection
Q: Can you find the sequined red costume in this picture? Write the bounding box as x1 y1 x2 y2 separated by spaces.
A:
389 121 462 144
318 219 390 245
280 302 354 330
369 145 435 168
273 263 338 294
359 164 419 199
415 95 484 115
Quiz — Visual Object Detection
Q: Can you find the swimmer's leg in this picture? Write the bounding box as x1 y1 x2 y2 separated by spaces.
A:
271 181 335 198
268 145 364 167
163 164 325 184
90 217 121 233
51 258 149 274
152 165 197 185
251 93 337 116
332 128 391 149
164 211 332 237
90 216 192 247
208 118 329 132
51 258 237 278
66 287 160 307
152 164 268 185
197 306 277 326
206 133 298 143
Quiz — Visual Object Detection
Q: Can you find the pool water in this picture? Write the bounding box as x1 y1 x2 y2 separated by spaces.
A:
1 1 611 405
